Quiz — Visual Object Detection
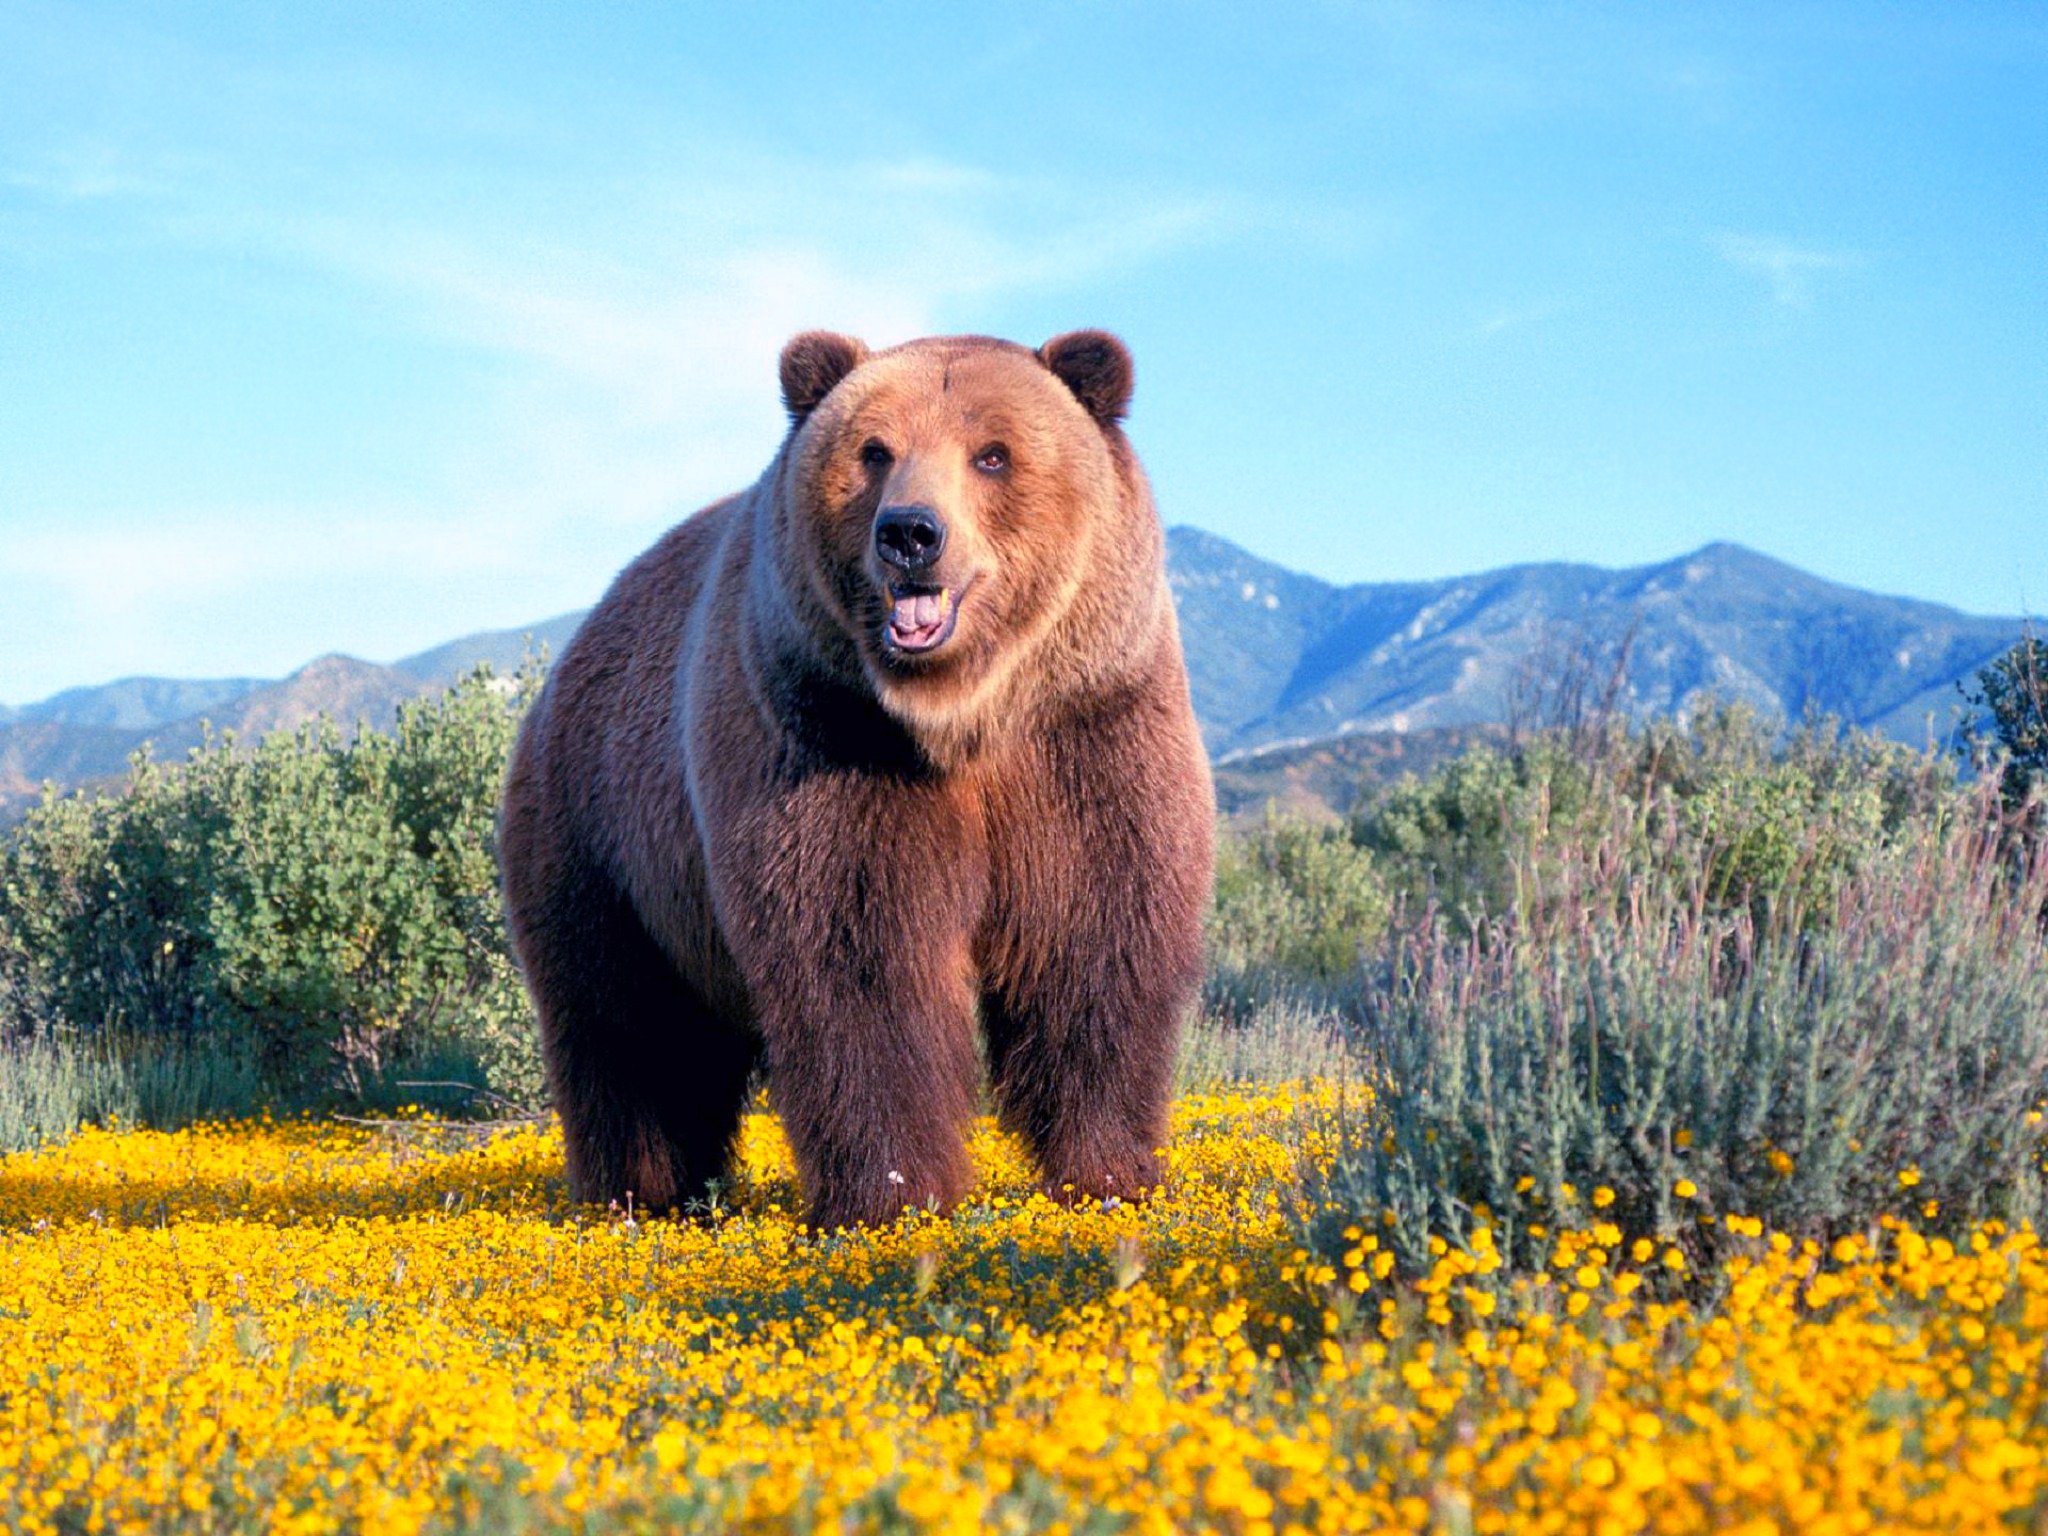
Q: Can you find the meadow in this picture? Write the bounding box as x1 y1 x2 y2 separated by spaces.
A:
4 654 2048 1532
7 1091 2048 1533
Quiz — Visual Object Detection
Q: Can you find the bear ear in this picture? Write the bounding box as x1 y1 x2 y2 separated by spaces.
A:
1038 330 1134 425
779 332 868 422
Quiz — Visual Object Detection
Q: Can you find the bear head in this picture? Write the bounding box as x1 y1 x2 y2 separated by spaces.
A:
771 330 1160 749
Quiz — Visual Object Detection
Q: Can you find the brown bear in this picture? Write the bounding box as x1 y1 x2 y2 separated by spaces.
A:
498 329 1214 1228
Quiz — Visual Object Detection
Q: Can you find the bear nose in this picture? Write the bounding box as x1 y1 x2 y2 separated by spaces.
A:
874 505 947 572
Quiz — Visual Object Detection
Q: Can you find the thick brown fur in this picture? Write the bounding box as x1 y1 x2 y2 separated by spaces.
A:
499 330 1214 1229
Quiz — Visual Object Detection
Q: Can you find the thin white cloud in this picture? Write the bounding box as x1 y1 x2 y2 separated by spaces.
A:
0 508 519 617
1469 297 1568 340
0 15 1268 698
861 157 999 194
1 145 1248 701
0 498 629 698
3 164 155 206
279 153 1242 511
1712 232 1862 306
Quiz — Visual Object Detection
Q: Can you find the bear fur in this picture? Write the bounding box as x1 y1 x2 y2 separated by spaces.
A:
498 329 1214 1228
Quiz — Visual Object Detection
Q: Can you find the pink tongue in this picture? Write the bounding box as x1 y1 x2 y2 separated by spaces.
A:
893 592 943 631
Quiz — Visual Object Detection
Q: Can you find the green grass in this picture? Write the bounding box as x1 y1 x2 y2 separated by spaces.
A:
0 1031 267 1153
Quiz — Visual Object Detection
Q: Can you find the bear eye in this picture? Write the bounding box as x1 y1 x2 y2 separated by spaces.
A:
972 444 1010 475
860 440 893 469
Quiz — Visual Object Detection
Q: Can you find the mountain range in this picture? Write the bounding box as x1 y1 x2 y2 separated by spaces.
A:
2 529 2024 820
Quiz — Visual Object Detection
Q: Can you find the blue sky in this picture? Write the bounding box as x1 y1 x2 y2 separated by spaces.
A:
3 1 2043 704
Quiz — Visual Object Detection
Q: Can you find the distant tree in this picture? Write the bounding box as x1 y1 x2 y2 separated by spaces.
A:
1960 630 2048 806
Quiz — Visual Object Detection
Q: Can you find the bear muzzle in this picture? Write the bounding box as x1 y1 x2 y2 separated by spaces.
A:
873 504 970 655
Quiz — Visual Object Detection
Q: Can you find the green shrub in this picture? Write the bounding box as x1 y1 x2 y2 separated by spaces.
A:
0 665 544 1126
1306 772 2048 1277
1351 740 1534 928
1207 811 1391 1003
1352 705 1952 935
1655 707 1954 924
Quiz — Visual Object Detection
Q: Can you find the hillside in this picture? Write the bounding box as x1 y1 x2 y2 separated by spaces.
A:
1 530 2024 819
1209 725 1504 824
1168 529 2019 756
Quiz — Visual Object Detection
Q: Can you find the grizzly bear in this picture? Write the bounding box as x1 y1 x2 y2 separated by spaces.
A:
498 330 1214 1228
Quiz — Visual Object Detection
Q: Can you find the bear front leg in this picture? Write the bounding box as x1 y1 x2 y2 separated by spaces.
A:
546 989 758 1215
982 721 1214 1205
760 979 982 1229
708 783 987 1230
505 851 760 1214
983 957 1195 1205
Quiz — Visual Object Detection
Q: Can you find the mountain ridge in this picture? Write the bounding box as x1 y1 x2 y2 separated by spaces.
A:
1165 530 2018 755
2 530 2024 818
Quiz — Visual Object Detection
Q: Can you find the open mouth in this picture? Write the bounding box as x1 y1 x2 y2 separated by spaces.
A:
884 584 962 654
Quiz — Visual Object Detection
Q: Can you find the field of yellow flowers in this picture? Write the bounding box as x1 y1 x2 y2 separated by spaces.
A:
4 1086 2047 1535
